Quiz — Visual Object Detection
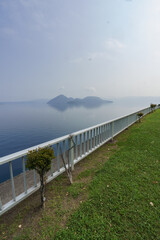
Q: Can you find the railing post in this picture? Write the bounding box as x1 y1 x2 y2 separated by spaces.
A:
111 121 114 141
102 125 104 142
87 131 89 152
57 143 60 172
96 128 98 146
69 135 74 171
33 150 38 187
90 130 92 150
103 125 104 142
105 124 107 140
9 161 16 201
50 145 54 177
102 125 105 142
100 126 102 143
98 127 100 145
75 136 78 159
22 157 27 194
80 134 82 156
0 197 2 211
83 132 86 154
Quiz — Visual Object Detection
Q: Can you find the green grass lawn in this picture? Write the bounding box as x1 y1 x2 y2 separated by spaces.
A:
54 110 160 240
0 110 160 240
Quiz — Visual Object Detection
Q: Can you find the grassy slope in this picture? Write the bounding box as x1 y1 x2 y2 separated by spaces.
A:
54 110 160 240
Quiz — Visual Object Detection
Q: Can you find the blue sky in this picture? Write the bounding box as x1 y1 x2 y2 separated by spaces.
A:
1 0 160 101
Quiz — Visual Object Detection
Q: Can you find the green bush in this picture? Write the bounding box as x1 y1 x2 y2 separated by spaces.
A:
137 112 144 122
26 147 55 207
150 103 156 112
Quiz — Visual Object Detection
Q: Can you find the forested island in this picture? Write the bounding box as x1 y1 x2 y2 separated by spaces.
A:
47 95 113 111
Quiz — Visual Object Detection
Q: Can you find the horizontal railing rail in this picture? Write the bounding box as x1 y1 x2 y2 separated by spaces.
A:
0 106 158 215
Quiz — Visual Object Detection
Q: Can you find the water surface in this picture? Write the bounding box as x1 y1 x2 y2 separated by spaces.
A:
0 100 149 182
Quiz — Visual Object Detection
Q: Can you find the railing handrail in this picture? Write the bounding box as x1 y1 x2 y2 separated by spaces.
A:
0 106 150 165
71 106 150 136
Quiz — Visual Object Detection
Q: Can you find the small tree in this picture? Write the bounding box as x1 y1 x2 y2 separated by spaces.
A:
26 147 55 208
137 112 144 122
60 147 73 184
150 103 156 112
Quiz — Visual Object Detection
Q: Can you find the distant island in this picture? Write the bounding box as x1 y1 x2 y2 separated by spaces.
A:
47 95 113 111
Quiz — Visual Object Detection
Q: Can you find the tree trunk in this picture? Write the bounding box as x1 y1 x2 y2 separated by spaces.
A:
69 172 73 184
60 147 73 185
40 174 45 208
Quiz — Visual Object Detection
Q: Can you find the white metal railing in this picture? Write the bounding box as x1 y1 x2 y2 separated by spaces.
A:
0 106 156 215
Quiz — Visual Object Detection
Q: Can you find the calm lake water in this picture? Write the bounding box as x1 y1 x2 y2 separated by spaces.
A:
0 100 151 182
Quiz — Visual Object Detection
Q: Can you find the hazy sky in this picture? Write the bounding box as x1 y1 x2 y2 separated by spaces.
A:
1 0 160 101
